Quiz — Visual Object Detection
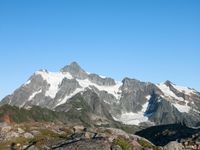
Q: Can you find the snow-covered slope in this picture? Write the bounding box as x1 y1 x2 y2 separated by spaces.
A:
157 81 198 113
7 62 122 110
33 70 73 99
1 62 200 127
113 95 152 125
28 70 122 106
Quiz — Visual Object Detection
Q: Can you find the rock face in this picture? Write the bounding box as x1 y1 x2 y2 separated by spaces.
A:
164 141 183 150
88 74 116 86
61 62 88 79
119 78 161 112
1 62 200 126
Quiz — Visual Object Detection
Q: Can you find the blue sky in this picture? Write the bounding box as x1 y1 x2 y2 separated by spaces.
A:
0 0 200 99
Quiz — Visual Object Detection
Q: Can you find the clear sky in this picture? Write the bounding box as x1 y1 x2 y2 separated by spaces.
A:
0 0 200 100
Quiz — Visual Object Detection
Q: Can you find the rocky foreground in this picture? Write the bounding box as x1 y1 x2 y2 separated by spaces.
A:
0 122 161 150
0 122 200 150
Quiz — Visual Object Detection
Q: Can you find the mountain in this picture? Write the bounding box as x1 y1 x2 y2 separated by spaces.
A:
1 62 200 127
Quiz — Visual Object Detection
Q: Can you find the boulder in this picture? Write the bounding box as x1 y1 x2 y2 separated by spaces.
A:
24 132 34 139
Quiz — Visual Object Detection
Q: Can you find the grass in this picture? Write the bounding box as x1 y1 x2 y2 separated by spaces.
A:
138 138 161 150
113 137 132 150
0 137 30 150
0 124 72 150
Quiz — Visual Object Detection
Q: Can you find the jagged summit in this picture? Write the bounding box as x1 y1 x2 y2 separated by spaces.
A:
164 80 173 86
61 61 85 72
60 62 116 86
61 62 88 79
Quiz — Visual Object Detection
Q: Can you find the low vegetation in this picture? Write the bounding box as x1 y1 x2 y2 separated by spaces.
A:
138 138 161 150
113 137 132 150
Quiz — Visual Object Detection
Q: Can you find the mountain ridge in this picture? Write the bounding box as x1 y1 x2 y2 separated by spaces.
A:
1 62 200 127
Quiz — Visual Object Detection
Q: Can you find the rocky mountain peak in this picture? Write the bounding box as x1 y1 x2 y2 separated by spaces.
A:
164 80 173 87
69 61 82 68
122 77 132 84
122 77 146 88
61 61 84 72
61 62 88 79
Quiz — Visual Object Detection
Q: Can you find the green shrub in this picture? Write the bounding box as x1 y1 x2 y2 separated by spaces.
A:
113 137 132 150
39 129 60 138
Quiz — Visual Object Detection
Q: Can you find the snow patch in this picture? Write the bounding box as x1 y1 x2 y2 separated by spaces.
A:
173 102 190 113
193 109 200 114
157 83 192 113
34 70 122 106
157 83 184 101
28 89 42 101
76 108 82 111
172 84 195 95
25 106 32 110
20 101 26 108
77 79 122 99
99 75 106 79
36 71 73 98
146 95 151 100
24 80 31 86
114 112 148 126
56 88 84 106
103 100 111 104
114 96 150 125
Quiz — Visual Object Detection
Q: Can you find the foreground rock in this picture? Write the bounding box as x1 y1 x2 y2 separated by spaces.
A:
1 122 199 149
0 122 161 150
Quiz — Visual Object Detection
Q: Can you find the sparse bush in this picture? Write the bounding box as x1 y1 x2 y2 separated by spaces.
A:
138 138 161 150
113 137 132 150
